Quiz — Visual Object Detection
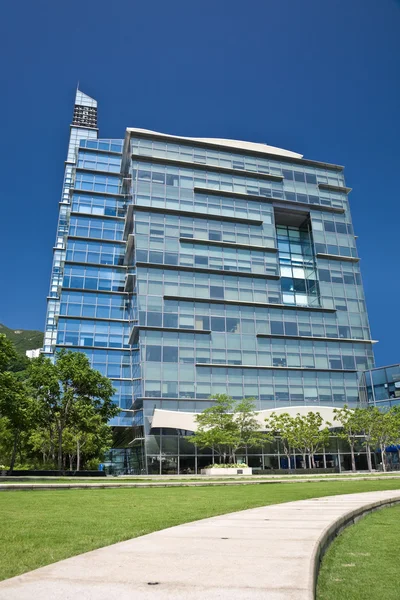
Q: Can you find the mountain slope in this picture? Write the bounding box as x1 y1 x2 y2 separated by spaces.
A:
0 324 43 355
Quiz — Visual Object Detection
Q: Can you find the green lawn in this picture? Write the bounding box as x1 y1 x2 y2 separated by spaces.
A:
1 479 400 582
317 503 400 600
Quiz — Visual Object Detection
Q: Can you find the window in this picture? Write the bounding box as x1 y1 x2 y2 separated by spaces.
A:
211 317 225 332
284 322 298 336
195 256 208 266
273 357 287 367
163 314 178 328
163 347 178 362
271 321 284 335
210 286 224 299
146 346 161 361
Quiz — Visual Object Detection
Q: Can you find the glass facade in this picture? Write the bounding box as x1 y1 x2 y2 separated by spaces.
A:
44 91 376 473
361 365 400 408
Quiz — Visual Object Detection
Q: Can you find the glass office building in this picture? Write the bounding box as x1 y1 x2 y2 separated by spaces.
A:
44 89 375 473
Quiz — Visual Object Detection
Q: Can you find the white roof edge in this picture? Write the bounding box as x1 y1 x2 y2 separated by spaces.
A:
126 127 303 159
152 405 339 432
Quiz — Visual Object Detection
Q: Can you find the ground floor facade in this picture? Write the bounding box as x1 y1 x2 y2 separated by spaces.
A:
105 434 383 475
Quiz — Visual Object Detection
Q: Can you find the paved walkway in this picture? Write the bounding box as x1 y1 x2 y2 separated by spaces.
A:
1 490 400 599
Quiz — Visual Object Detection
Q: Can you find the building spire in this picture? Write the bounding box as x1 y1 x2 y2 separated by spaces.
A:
72 87 98 129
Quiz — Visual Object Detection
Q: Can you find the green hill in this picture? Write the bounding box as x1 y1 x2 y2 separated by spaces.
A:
0 324 43 356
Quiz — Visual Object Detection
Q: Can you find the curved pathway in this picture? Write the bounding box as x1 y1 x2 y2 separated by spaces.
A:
1 490 400 599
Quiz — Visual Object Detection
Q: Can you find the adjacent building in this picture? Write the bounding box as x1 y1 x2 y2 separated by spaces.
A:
44 89 376 473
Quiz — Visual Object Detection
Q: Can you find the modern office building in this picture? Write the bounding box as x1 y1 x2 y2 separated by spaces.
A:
44 89 376 473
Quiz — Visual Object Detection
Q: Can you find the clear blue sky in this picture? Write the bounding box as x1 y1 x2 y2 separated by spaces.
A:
0 0 399 367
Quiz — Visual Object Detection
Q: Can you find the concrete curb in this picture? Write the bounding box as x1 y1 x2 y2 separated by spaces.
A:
2 475 400 491
310 494 400 600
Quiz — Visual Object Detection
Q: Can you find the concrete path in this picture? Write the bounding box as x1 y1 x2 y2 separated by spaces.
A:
1 490 400 600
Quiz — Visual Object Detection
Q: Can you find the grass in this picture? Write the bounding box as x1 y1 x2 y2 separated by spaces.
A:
1 479 400 581
317 503 400 600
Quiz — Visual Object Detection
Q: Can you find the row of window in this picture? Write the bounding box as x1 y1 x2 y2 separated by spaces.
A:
134 244 277 276
134 211 275 247
66 240 125 266
141 382 358 401
130 137 345 186
315 242 358 258
71 193 127 218
74 172 120 195
69 216 124 241
77 150 121 173
135 267 368 315
141 344 370 371
63 265 126 292
80 139 123 153
134 192 280 223
132 162 346 210
60 291 132 321
57 318 131 348
137 303 371 340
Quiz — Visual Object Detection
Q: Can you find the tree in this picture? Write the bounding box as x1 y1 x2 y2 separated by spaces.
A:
0 335 33 472
367 408 392 472
28 350 119 471
187 395 239 463
264 412 297 470
63 416 112 471
187 394 268 465
0 334 17 372
0 373 32 472
388 405 400 467
291 412 331 469
333 405 364 473
359 406 379 472
235 398 272 459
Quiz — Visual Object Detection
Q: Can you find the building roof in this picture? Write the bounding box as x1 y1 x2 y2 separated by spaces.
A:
126 127 303 159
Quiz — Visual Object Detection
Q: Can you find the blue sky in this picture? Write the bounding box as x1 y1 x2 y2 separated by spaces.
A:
0 0 399 367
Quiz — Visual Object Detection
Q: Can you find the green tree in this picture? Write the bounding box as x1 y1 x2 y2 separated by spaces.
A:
28 350 119 471
235 398 272 459
0 373 32 472
0 334 17 372
291 412 331 469
388 405 400 468
359 406 379 472
0 335 33 472
0 417 13 467
187 394 268 465
333 405 364 473
367 408 393 472
264 412 297 470
63 417 112 471
187 394 239 464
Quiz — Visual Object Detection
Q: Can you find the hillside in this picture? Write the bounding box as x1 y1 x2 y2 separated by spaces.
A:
0 324 43 355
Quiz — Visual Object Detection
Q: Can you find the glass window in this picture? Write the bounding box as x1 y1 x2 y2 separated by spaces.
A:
163 347 178 362
284 322 298 336
210 286 224 299
271 321 284 335
146 346 161 361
